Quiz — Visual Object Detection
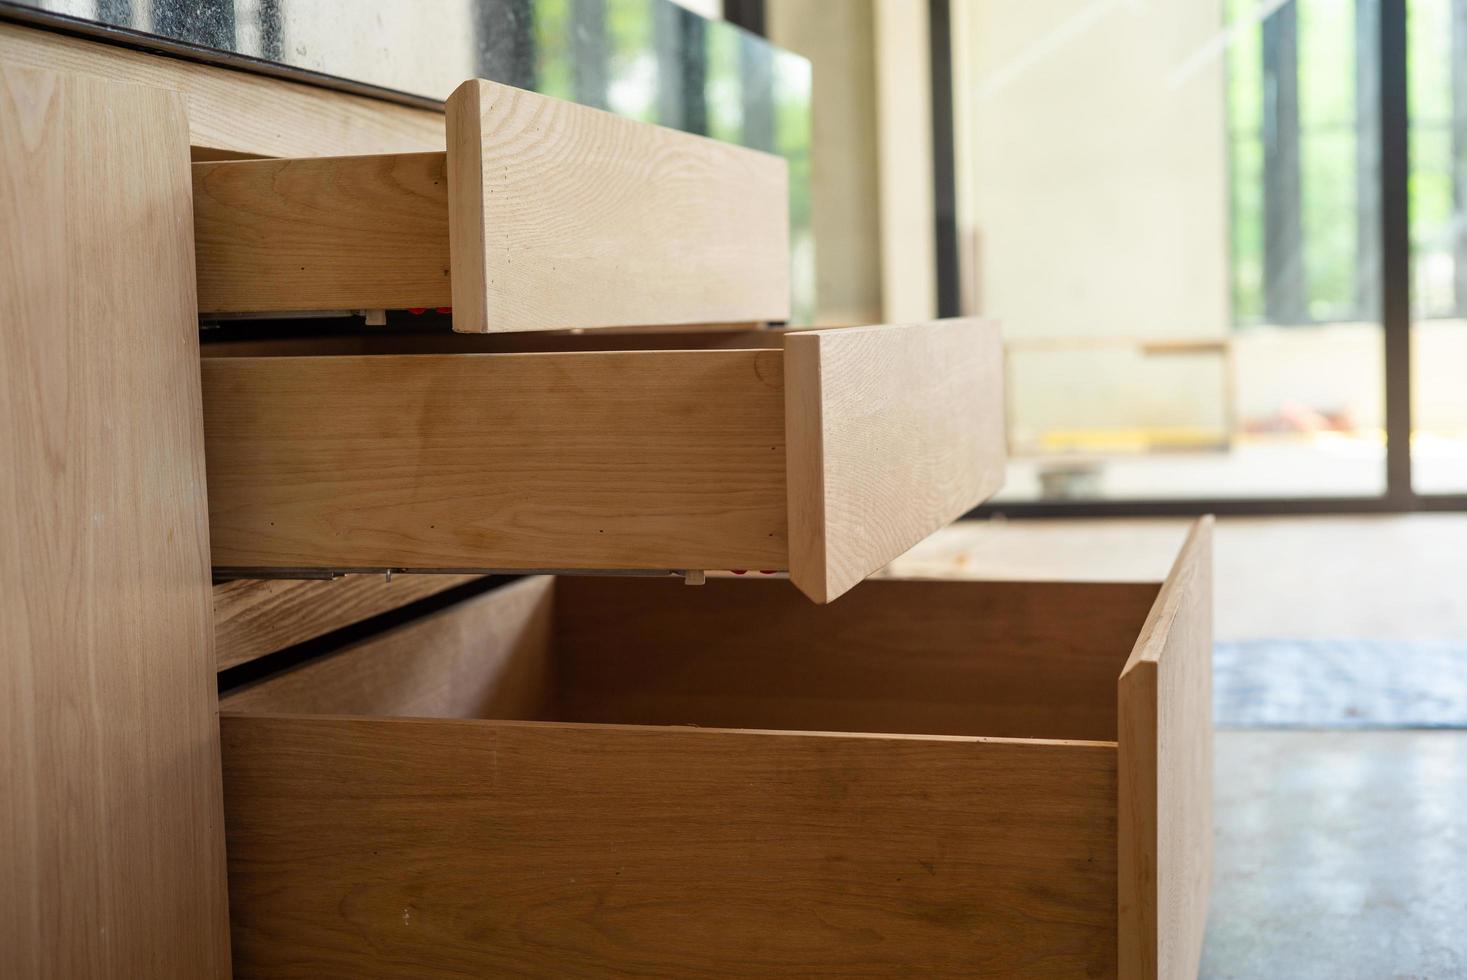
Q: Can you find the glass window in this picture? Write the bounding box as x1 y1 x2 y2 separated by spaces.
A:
953 0 1384 502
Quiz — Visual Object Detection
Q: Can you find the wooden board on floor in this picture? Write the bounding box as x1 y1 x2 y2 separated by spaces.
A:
784 317 1006 602
1119 517 1214 980
445 78 789 333
194 152 451 314
214 572 482 671
555 575 1158 742
0 65 230 977
202 350 788 572
221 714 1119 978
221 577 553 718
0 22 442 157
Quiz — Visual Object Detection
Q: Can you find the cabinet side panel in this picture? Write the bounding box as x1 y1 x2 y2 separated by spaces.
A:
0 66 230 977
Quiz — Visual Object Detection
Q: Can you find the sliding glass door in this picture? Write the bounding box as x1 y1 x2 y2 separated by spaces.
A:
945 0 1458 512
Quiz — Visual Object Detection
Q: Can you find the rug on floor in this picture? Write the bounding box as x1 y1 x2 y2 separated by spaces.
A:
1214 639 1467 728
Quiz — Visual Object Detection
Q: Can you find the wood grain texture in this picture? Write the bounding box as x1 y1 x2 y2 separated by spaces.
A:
0 22 443 157
214 572 481 670
222 714 1118 978
0 66 230 978
785 317 1006 602
554 575 1158 742
194 152 451 313
221 577 553 718
445 78 790 333
202 350 788 571
1119 517 1214 980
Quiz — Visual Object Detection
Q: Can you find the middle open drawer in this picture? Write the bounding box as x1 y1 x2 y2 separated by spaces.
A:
202 317 1003 603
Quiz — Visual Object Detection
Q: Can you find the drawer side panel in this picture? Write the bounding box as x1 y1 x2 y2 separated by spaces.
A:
222 715 1119 978
193 152 452 314
202 350 788 571
214 572 482 670
220 577 555 719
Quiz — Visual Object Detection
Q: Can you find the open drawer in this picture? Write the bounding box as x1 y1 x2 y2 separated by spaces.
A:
202 316 1003 603
219 519 1212 978
192 79 789 333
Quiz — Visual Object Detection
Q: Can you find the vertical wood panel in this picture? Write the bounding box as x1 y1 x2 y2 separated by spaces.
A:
446 78 790 333
785 318 1006 602
0 65 230 977
1118 517 1214 980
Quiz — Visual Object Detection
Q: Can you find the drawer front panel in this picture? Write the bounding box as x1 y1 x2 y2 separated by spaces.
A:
1119 518 1214 980
446 79 790 334
786 317 1006 601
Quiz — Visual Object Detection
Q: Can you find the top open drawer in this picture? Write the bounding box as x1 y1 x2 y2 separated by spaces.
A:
192 79 789 333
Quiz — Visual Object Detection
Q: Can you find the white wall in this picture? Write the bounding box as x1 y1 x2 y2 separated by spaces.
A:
767 0 885 325
953 0 1237 444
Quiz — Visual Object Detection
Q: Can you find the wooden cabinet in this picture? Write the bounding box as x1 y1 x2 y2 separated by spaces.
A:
217 520 1212 978
3 19 1211 979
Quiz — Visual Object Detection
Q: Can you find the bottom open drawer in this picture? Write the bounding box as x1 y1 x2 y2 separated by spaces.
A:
219 519 1212 979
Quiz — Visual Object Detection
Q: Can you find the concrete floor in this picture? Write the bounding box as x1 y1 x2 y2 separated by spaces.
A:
1205 731 1467 980
889 513 1467 642
891 517 1467 977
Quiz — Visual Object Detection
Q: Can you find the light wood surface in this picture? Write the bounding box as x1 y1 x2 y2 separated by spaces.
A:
1119 517 1214 980
554 575 1157 742
194 152 451 314
221 577 553 717
885 517 1190 583
203 350 789 571
214 572 481 671
786 317 1005 602
222 714 1118 978
445 78 790 333
204 321 1002 598
0 22 442 157
0 65 229 977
